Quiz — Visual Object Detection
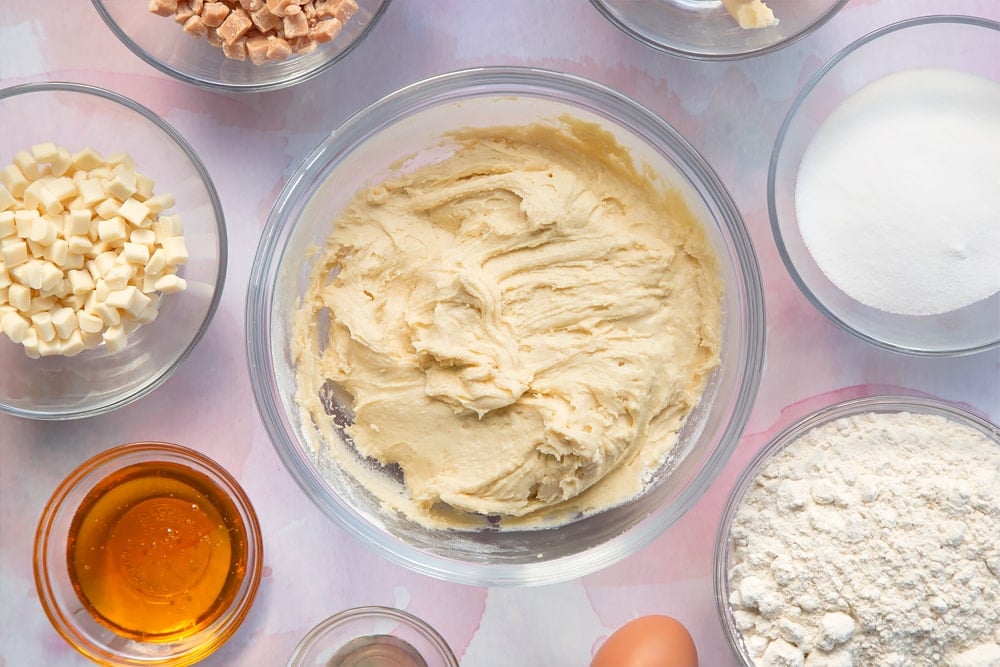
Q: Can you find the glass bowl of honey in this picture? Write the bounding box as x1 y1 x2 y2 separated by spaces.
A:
33 442 263 666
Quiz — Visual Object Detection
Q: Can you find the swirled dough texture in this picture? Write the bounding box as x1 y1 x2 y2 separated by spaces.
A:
293 119 722 526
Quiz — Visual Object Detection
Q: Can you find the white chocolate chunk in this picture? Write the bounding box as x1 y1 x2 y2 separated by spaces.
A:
94 198 120 220
1 240 29 269
13 151 41 180
50 148 73 178
65 209 92 236
108 285 152 317
0 211 15 238
8 282 30 311
0 165 28 198
144 193 175 215
102 323 127 353
31 142 59 163
106 171 137 201
134 172 155 200
71 147 105 171
14 210 37 238
161 236 189 265
0 185 15 211
37 335 62 356
152 214 182 239
76 178 105 206
98 216 127 243
68 269 95 295
40 262 63 291
44 238 69 267
123 241 151 265
106 152 135 170
46 176 78 202
61 329 85 356
21 326 40 357
51 306 77 339
153 273 187 294
77 310 104 333
118 198 150 226
94 301 121 326
67 235 92 255
29 216 58 246
2 311 30 342
30 312 56 342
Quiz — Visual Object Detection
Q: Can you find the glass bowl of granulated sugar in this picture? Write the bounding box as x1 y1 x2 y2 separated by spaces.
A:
769 16 1000 355
714 395 1000 667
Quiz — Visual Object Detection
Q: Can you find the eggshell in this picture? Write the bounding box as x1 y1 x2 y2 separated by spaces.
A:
591 615 698 667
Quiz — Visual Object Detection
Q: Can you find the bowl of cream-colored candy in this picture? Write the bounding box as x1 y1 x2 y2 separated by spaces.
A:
0 82 225 419
92 0 391 92
247 67 765 586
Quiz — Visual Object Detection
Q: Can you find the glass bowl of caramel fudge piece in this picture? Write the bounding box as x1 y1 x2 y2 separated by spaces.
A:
590 0 846 60
0 82 225 419
247 67 765 586
92 0 391 92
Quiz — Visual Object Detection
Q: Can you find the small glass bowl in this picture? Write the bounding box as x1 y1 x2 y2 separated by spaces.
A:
589 0 847 60
91 0 391 93
768 16 1000 356
0 82 226 419
288 606 459 667
247 67 765 586
34 442 263 667
713 395 1000 665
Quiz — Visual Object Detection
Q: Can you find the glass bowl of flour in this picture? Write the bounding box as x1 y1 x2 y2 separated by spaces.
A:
714 395 1000 666
247 67 765 586
768 16 1000 355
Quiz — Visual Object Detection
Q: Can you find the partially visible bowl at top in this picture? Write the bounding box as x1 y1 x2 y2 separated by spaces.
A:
769 16 1000 356
91 0 391 93
288 606 458 667
590 0 847 60
0 82 225 419
247 67 765 586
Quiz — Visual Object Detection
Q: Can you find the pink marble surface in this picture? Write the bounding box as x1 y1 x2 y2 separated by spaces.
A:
1 1 998 665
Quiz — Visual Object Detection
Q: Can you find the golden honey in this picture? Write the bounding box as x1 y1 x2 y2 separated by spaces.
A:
66 460 249 642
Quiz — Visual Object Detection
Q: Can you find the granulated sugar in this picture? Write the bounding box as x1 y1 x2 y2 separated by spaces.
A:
795 68 1000 316
727 410 1000 667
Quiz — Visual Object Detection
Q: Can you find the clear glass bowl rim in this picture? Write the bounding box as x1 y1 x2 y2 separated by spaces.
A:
33 441 264 666
588 0 849 61
766 14 1000 357
712 393 1000 664
247 65 765 586
0 81 227 420
286 605 459 667
90 0 394 93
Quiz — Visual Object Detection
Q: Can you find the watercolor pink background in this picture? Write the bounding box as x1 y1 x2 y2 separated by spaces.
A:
1 2 998 665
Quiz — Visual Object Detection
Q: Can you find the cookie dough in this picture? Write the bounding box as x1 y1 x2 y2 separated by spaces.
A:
293 118 722 526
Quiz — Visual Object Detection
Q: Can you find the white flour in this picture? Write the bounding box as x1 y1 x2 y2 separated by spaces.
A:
727 410 1000 667
795 68 1000 316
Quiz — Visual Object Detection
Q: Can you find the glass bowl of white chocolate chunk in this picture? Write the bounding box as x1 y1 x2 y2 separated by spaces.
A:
590 0 847 60
0 82 226 419
92 0 391 93
247 67 765 585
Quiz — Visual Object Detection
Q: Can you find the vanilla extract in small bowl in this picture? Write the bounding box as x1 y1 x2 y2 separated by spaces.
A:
35 442 262 666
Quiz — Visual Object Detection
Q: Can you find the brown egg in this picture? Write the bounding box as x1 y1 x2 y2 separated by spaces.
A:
591 615 699 667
